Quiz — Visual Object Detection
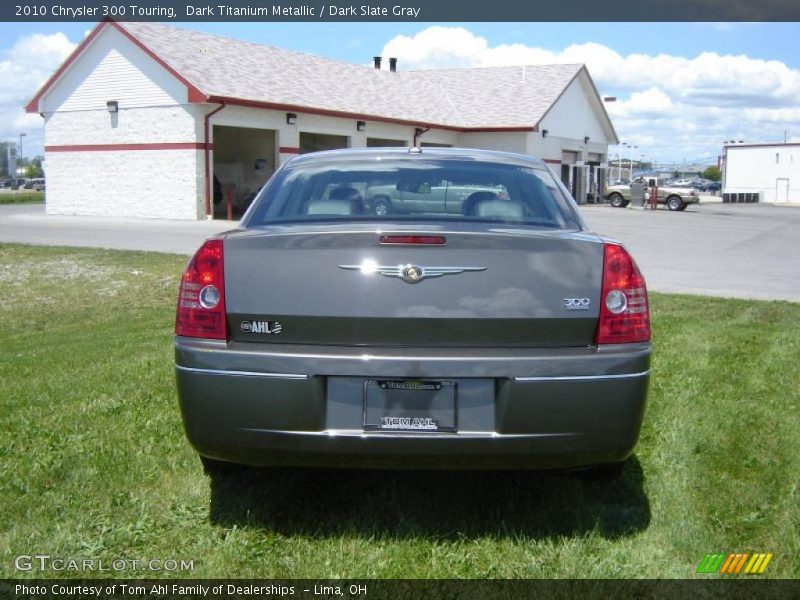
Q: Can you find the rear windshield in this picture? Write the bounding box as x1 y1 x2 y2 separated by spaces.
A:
245 158 581 230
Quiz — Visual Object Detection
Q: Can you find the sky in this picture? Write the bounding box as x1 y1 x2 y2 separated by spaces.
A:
2 21 799 165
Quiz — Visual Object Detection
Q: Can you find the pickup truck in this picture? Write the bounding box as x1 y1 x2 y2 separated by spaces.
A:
364 180 506 216
604 178 700 211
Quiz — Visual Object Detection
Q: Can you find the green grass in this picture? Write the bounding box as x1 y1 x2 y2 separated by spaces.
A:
0 243 798 579
0 191 44 204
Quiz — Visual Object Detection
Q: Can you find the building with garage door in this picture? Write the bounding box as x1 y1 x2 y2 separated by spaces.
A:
27 21 618 220
722 142 800 204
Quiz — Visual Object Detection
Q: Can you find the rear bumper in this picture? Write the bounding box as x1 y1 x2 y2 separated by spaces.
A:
175 338 650 470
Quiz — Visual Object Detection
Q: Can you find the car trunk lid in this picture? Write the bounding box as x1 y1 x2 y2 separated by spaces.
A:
223 224 604 347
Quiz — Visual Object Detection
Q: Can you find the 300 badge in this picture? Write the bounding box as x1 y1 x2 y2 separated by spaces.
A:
563 297 591 310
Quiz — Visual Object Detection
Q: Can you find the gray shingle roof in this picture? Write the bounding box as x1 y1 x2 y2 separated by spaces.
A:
119 22 586 130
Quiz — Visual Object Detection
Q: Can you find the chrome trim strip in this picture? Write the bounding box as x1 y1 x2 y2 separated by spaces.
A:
514 369 650 382
242 428 578 439
175 364 308 380
339 263 486 283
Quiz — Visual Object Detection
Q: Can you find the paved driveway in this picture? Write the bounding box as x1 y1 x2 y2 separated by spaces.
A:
1 202 798 301
580 203 800 302
0 204 232 255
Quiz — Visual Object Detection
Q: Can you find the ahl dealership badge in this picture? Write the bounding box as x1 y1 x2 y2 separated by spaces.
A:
240 320 283 334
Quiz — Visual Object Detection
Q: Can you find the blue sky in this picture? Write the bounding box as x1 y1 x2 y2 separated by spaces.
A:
5 22 800 68
2 21 799 164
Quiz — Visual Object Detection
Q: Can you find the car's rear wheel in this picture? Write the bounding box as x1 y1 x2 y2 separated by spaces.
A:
666 196 685 211
608 193 626 208
372 197 391 216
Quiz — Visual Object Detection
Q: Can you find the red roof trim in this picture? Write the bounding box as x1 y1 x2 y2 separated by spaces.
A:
463 126 536 133
25 20 546 134
25 19 206 114
46 142 210 152
109 21 206 103
207 95 534 133
25 20 108 113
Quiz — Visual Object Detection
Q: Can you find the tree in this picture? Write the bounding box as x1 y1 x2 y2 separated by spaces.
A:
702 166 721 181
24 157 44 179
25 163 43 178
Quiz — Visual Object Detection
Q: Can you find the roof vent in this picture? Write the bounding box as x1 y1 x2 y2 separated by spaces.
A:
389 57 397 72
373 56 382 69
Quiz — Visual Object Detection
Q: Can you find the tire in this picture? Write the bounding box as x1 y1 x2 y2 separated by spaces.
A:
372 197 391 216
666 196 685 211
608 193 626 208
200 456 245 475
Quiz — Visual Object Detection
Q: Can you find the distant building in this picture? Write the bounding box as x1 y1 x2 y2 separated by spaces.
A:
0 142 15 178
722 142 799 204
26 21 617 220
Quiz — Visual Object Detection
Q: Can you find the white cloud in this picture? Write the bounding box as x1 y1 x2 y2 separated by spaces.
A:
381 27 800 162
0 32 76 160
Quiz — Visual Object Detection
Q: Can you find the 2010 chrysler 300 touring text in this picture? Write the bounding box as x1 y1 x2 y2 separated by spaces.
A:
175 148 651 478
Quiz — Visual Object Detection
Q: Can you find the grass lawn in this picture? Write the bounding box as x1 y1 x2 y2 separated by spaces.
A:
1 243 798 579
0 191 44 204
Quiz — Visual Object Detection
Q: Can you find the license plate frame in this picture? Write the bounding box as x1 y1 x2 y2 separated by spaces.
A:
363 379 457 433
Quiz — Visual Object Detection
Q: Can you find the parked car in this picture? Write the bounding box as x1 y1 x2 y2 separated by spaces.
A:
604 177 700 211
175 148 651 478
30 178 45 192
698 181 720 192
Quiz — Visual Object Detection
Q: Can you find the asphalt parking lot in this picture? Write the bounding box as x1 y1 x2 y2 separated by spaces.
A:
0 203 231 255
581 202 800 302
0 202 798 301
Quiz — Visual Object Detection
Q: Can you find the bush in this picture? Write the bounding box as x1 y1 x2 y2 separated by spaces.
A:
0 191 44 204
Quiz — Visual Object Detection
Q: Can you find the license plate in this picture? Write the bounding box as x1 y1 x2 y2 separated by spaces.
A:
363 380 456 432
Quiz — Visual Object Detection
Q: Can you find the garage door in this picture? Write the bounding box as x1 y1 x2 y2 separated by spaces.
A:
300 133 349 154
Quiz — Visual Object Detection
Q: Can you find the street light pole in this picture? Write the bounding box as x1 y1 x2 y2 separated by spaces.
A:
621 142 628 182
629 145 637 181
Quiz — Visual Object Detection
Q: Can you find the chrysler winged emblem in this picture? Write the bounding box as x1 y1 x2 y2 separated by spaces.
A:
339 261 486 283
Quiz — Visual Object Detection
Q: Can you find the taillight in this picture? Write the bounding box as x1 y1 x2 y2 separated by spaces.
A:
175 239 228 340
595 242 650 345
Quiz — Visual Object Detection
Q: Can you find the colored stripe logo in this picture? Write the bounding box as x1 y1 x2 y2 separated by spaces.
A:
697 553 773 574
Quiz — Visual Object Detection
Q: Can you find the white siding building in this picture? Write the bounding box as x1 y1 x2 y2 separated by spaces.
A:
27 21 618 220
722 142 800 204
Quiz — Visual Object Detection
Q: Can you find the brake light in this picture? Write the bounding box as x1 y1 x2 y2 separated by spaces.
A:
595 243 650 344
175 239 228 339
379 235 446 245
